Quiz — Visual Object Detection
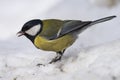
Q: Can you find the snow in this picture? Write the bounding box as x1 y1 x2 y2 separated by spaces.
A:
0 0 120 80
1 38 120 80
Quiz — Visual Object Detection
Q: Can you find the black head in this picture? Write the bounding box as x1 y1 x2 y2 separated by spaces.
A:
17 19 43 42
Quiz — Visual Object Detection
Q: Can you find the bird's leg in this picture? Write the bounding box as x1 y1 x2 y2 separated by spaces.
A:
49 49 66 64
49 52 63 64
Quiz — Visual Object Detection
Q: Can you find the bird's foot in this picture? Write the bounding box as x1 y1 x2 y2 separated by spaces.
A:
49 54 62 64
37 50 65 65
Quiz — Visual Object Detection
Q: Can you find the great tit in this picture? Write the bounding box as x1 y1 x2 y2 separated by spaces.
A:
17 15 116 64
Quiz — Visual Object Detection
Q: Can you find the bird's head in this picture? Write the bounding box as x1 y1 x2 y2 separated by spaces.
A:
17 19 43 40
17 19 43 42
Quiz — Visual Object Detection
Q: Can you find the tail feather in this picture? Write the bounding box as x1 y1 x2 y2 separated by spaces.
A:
75 15 116 35
90 15 116 25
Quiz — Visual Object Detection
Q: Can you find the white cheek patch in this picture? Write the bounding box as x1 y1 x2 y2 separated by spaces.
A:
25 24 41 36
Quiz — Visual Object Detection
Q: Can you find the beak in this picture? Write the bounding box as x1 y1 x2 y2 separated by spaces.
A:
17 31 25 37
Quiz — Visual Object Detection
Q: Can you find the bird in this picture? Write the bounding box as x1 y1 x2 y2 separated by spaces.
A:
17 15 116 64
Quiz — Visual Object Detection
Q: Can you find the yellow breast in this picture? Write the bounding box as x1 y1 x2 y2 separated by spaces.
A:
34 35 75 52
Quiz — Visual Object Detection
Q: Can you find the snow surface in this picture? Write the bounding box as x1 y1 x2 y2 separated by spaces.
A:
0 0 120 80
1 38 120 80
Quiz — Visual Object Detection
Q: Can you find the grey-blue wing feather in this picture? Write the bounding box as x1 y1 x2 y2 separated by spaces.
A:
56 20 91 38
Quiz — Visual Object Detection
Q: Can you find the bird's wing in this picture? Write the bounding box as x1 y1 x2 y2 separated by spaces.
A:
56 16 116 39
41 20 91 40
55 20 91 39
